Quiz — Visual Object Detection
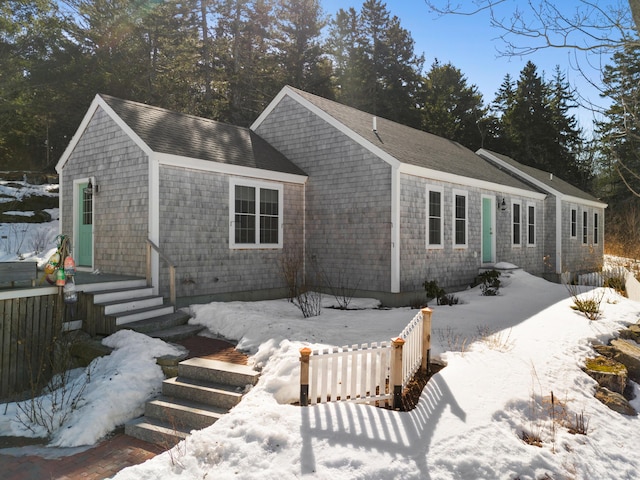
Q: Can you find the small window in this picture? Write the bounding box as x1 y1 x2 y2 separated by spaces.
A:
512 201 521 246
230 179 282 248
594 212 599 245
453 190 467 247
570 208 577 238
82 187 93 225
527 204 535 246
582 210 588 244
426 187 443 248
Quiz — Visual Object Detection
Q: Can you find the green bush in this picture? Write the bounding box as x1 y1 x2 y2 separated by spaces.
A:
478 270 501 296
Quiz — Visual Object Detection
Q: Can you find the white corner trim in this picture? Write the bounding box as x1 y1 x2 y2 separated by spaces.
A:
149 157 160 294
154 152 307 185
391 167 401 293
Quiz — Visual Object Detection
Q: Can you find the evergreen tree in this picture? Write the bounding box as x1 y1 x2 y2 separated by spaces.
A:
420 60 486 150
327 0 423 126
274 0 332 97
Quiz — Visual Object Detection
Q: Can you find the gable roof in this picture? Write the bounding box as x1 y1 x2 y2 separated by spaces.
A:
255 86 542 195
477 149 606 207
57 94 306 178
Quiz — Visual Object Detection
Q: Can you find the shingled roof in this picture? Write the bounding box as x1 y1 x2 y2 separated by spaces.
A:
283 87 540 193
100 94 306 176
477 149 604 204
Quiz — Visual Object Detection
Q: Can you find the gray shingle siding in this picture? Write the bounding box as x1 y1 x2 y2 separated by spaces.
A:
254 95 393 293
157 166 304 298
61 107 149 276
400 174 545 291
561 202 604 275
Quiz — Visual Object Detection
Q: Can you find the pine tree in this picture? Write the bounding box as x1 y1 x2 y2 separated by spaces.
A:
420 60 486 150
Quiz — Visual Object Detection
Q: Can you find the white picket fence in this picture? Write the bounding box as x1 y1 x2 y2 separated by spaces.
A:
299 308 432 409
577 266 627 287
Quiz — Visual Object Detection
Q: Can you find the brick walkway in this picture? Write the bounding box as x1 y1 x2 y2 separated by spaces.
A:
0 336 248 479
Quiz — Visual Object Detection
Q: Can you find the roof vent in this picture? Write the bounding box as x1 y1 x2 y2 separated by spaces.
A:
372 116 377 132
550 173 553 180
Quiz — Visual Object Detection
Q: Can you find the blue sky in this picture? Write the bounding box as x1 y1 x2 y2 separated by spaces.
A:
321 0 620 133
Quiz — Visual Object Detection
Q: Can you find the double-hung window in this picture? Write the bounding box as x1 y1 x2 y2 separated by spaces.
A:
594 212 599 244
570 208 577 238
582 210 588 244
230 178 283 249
527 204 535 246
512 201 521 246
426 186 443 248
453 190 468 247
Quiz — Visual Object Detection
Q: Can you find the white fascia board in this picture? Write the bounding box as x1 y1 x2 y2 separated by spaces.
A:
477 149 607 209
555 196 562 274
154 152 308 185
391 166 401 293
399 163 546 200
56 95 153 173
252 86 402 169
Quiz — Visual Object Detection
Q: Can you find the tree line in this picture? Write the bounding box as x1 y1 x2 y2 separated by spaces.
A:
2 0 634 211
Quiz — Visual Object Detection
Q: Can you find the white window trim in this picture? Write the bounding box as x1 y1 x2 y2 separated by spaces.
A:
511 200 522 247
570 206 577 239
229 177 284 249
527 202 536 247
582 209 588 245
426 185 444 249
452 189 468 248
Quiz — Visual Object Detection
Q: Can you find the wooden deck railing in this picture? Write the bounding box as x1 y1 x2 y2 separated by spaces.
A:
300 307 432 410
146 239 176 305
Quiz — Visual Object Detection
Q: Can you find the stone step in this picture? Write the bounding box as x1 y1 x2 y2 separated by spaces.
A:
147 324 205 342
162 377 243 410
112 305 176 326
116 311 191 334
125 416 189 448
99 295 165 315
146 395 227 430
178 357 259 389
90 286 155 304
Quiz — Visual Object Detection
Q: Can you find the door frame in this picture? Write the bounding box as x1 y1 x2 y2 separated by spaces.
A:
73 177 95 271
481 194 496 265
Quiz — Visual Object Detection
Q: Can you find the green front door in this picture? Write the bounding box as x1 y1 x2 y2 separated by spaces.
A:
77 182 93 267
482 197 493 263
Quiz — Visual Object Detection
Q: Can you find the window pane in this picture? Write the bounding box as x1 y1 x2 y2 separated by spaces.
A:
513 203 520 245
83 188 93 225
455 195 466 245
594 213 599 244
259 188 279 244
528 206 535 244
235 186 255 243
583 211 588 243
428 190 441 245
571 209 577 237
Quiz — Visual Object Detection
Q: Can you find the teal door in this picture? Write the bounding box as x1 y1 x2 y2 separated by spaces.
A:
482 197 493 263
77 182 93 267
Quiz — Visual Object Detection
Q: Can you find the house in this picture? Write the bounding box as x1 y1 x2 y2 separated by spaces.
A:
56 86 605 307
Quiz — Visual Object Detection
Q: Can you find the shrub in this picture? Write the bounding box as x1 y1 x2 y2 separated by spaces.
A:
423 280 458 306
478 270 501 296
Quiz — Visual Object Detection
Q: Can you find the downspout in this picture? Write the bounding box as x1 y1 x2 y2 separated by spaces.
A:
391 166 400 292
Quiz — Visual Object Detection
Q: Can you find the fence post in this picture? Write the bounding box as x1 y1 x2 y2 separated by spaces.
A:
421 307 432 375
391 337 405 410
299 347 312 406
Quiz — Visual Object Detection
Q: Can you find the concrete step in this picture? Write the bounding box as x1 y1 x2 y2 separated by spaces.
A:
100 295 165 315
112 305 176 326
146 395 227 430
116 311 191 334
125 416 189 448
90 286 155 304
148 324 205 342
179 357 259 389
78 279 147 293
163 377 243 410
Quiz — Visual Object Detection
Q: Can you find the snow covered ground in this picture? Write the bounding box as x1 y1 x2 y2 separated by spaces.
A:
1 180 640 479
